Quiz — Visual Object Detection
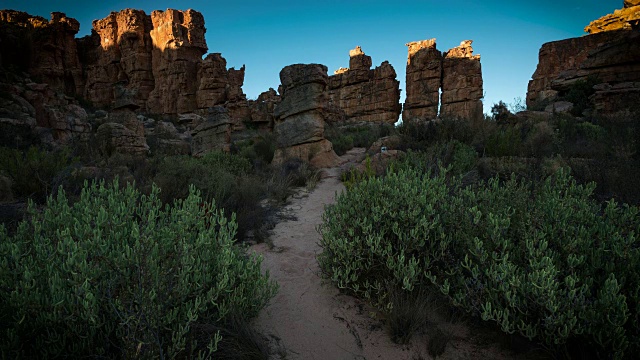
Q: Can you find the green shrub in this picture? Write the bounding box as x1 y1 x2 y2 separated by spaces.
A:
397 117 473 151
393 141 477 176
485 126 522 157
326 124 395 155
318 168 639 358
0 180 277 358
0 145 79 203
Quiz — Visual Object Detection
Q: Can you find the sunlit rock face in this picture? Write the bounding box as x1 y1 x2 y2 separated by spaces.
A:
527 3 640 115
327 46 401 126
80 9 154 109
402 39 483 122
585 1 640 34
272 64 341 168
0 10 83 95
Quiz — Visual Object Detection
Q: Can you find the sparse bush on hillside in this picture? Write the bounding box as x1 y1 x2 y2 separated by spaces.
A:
319 167 640 358
0 145 79 203
0 180 277 358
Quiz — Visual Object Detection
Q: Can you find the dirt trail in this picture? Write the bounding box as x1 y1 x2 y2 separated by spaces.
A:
251 148 542 360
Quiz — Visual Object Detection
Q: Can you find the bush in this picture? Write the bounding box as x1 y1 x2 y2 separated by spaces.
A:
318 167 640 358
0 145 79 203
485 125 522 157
0 180 277 358
326 124 395 155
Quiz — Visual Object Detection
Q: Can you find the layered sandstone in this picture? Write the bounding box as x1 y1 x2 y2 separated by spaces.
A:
403 39 483 122
403 39 442 121
272 64 340 168
440 40 483 122
327 46 401 125
79 9 154 109
0 11 83 95
585 1 640 34
526 29 640 113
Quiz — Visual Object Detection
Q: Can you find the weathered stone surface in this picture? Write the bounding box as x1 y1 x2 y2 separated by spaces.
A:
146 9 207 114
79 9 154 109
273 64 340 167
327 46 401 125
440 40 483 122
0 11 83 95
145 120 191 155
527 30 640 114
248 88 280 130
191 106 232 156
403 39 442 121
544 101 574 114
272 139 341 168
196 53 246 108
96 122 149 157
274 110 325 148
585 3 640 34
367 135 403 155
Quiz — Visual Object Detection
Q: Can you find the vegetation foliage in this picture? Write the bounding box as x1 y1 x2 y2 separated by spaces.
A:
0 180 277 358
321 166 639 358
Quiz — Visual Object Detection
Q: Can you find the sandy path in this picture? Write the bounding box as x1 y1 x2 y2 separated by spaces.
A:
251 148 544 360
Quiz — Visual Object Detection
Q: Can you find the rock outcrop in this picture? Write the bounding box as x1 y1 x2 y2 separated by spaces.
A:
79 9 154 109
0 10 83 95
327 46 401 125
1 9 248 118
191 106 232 156
403 39 483 122
585 1 640 34
527 3 640 114
272 64 340 168
403 39 442 121
440 40 483 122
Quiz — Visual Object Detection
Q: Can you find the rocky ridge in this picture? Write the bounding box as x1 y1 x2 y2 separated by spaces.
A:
527 2 640 115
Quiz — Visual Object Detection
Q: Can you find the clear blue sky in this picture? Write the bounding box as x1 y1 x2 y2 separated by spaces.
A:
1 0 619 115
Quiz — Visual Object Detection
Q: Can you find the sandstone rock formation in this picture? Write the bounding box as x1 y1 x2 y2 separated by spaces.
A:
191 106 232 156
247 88 281 131
585 1 640 34
527 13 640 114
403 39 483 122
440 40 483 122
79 9 154 109
403 39 442 121
0 10 83 95
272 64 340 168
1 9 248 118
327 46 401 125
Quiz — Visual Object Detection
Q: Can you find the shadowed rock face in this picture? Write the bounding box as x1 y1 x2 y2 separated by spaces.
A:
272 64 340 168
327 46 401 125
527 3 640 114
0 10 83 95
403 39 483 122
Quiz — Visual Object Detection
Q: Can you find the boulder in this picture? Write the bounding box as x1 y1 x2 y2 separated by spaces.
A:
544 101 574 114
96 122 149 157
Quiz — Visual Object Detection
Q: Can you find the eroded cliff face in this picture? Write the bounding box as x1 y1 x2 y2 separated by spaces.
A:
527 3 640 114
327 46 401 125
1 9 248 116
0 10 83 95
403 39 483 122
